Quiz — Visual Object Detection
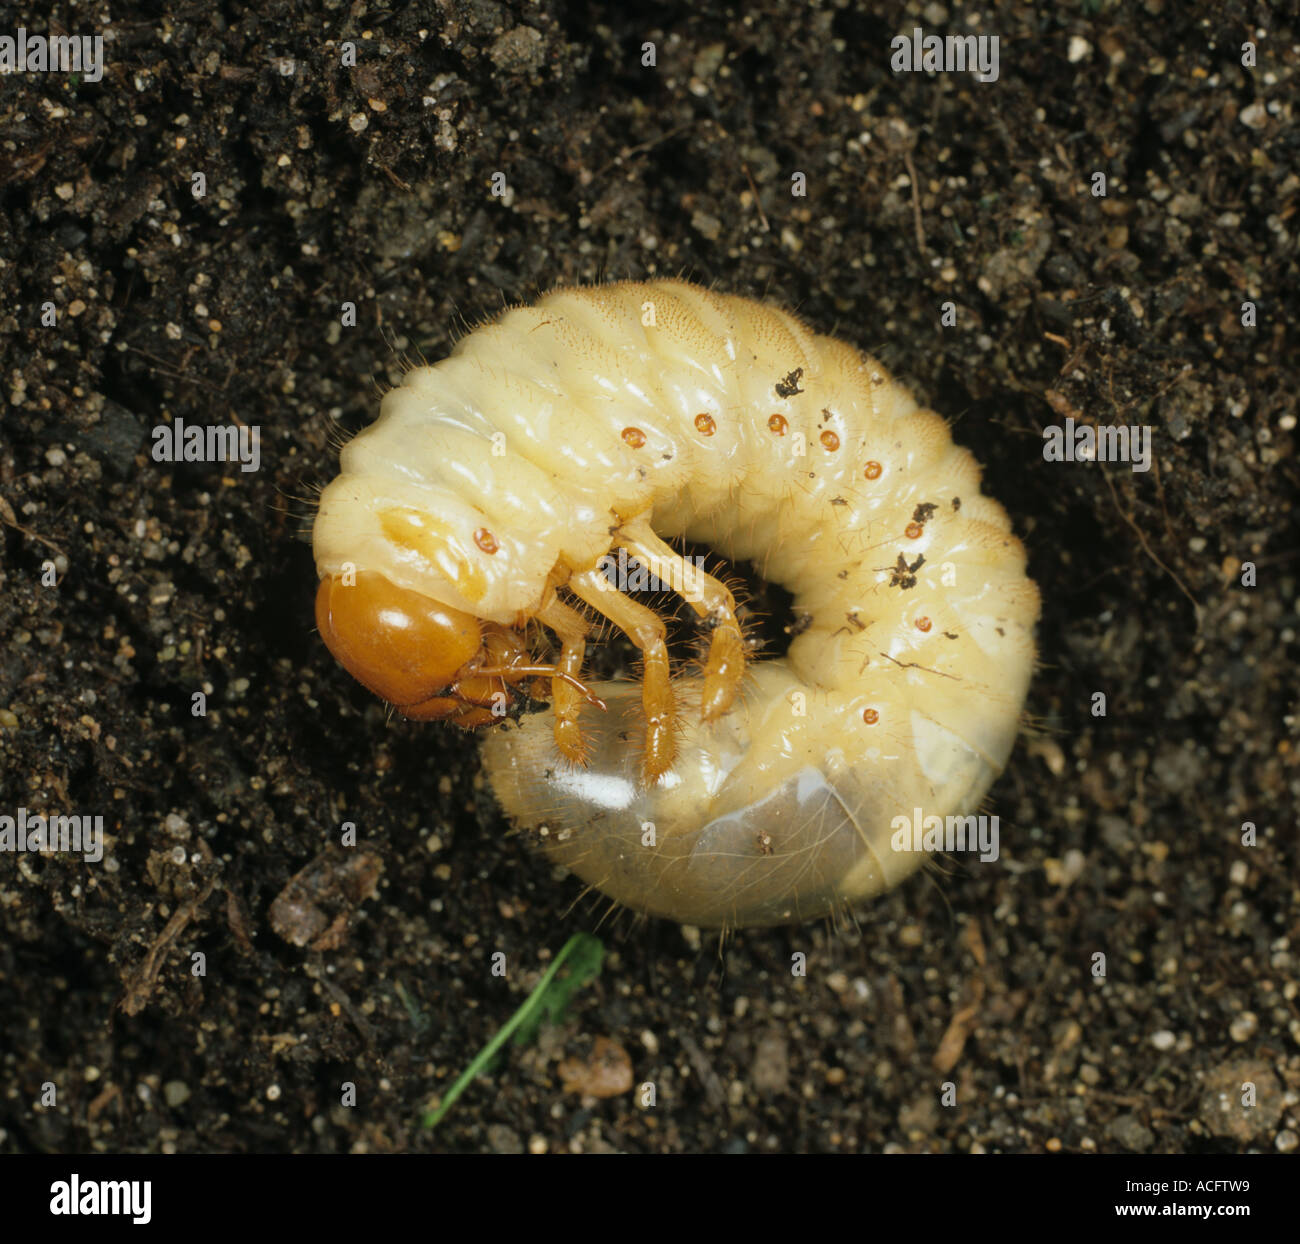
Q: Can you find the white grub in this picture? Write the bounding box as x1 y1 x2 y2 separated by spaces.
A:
313 280 1039 927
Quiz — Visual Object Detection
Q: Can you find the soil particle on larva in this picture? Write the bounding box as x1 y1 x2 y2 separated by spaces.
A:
774 369 805 398
1 1 1297 1157
889 555 925 591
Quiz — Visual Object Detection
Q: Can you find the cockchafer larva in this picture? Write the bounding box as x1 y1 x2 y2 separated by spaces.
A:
312 279 1040 928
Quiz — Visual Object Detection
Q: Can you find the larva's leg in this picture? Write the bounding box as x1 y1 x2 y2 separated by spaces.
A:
534 595 590 765
567 568 676 782
617 517 746 722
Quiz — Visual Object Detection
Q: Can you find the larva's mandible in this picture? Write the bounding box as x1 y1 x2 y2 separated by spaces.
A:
313 280 1040 928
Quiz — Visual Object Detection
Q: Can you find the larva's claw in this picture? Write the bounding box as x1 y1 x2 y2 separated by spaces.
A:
552 714 590 767
551 675 588 766
531 595 593 765
639 648 677 783
640 718 675 785
700 622 746 721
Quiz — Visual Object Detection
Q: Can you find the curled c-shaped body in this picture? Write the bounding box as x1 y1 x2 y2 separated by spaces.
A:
314 280 1040 928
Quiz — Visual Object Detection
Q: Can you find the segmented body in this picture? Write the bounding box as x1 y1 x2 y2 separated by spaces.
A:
313 280 1039 927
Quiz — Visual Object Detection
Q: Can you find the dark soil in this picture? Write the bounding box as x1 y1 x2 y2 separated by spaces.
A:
1 0 1297 1155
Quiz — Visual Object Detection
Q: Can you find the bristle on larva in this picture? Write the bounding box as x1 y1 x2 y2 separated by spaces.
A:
312 279 1040 928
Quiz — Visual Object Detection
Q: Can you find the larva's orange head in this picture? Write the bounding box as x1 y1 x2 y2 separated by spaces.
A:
316 570 508 726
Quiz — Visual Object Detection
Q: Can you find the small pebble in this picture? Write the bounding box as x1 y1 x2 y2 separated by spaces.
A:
163 1081 191 1107
1229 1012 1258 1043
